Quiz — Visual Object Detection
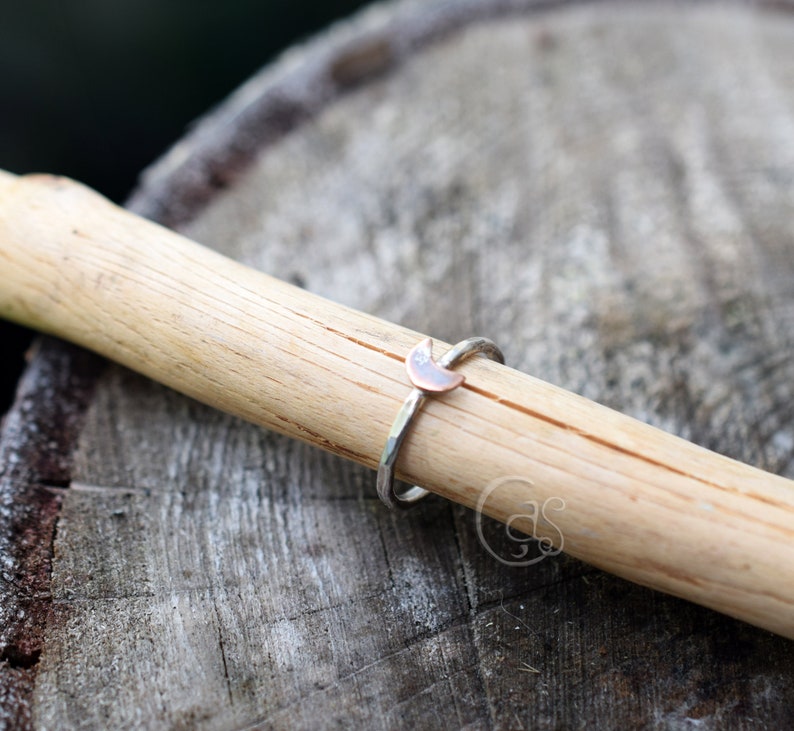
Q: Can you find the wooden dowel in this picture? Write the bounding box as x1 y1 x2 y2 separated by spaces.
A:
1 171 793 639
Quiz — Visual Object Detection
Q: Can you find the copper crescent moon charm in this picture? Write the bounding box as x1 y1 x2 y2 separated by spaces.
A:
379 336 504 509
405 338 466 393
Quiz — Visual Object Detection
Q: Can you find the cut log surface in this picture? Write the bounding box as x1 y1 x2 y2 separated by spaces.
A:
3 1 794 729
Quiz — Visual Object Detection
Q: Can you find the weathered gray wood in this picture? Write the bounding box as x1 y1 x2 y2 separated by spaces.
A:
3 1 794 729
0 342 104 731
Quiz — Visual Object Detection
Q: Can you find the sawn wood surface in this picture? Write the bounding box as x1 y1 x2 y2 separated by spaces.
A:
2 1 794 728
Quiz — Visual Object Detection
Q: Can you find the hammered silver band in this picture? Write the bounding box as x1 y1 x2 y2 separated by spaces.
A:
376 337 504 510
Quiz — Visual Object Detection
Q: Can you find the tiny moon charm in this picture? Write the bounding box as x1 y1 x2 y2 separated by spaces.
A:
405 338 466 393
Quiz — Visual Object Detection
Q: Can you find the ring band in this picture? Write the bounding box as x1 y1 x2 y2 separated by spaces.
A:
376 336 504 510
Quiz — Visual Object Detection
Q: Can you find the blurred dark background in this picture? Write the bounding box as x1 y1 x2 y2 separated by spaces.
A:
0 0 372 418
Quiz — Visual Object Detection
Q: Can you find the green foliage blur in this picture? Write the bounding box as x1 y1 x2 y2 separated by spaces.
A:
0 0 372 200
0 0 372 413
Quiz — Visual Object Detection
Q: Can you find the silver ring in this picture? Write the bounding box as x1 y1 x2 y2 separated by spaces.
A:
376 336 504 510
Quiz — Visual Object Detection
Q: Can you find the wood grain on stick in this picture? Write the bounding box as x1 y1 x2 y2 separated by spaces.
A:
1 171 792 639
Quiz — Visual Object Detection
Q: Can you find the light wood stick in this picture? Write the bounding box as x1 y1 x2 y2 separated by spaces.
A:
1 171 792 639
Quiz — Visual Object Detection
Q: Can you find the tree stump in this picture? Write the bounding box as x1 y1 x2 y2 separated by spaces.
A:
3 1 794 728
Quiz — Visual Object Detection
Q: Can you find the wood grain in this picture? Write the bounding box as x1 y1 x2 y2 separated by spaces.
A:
2 1 794 729
2 168 794 641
